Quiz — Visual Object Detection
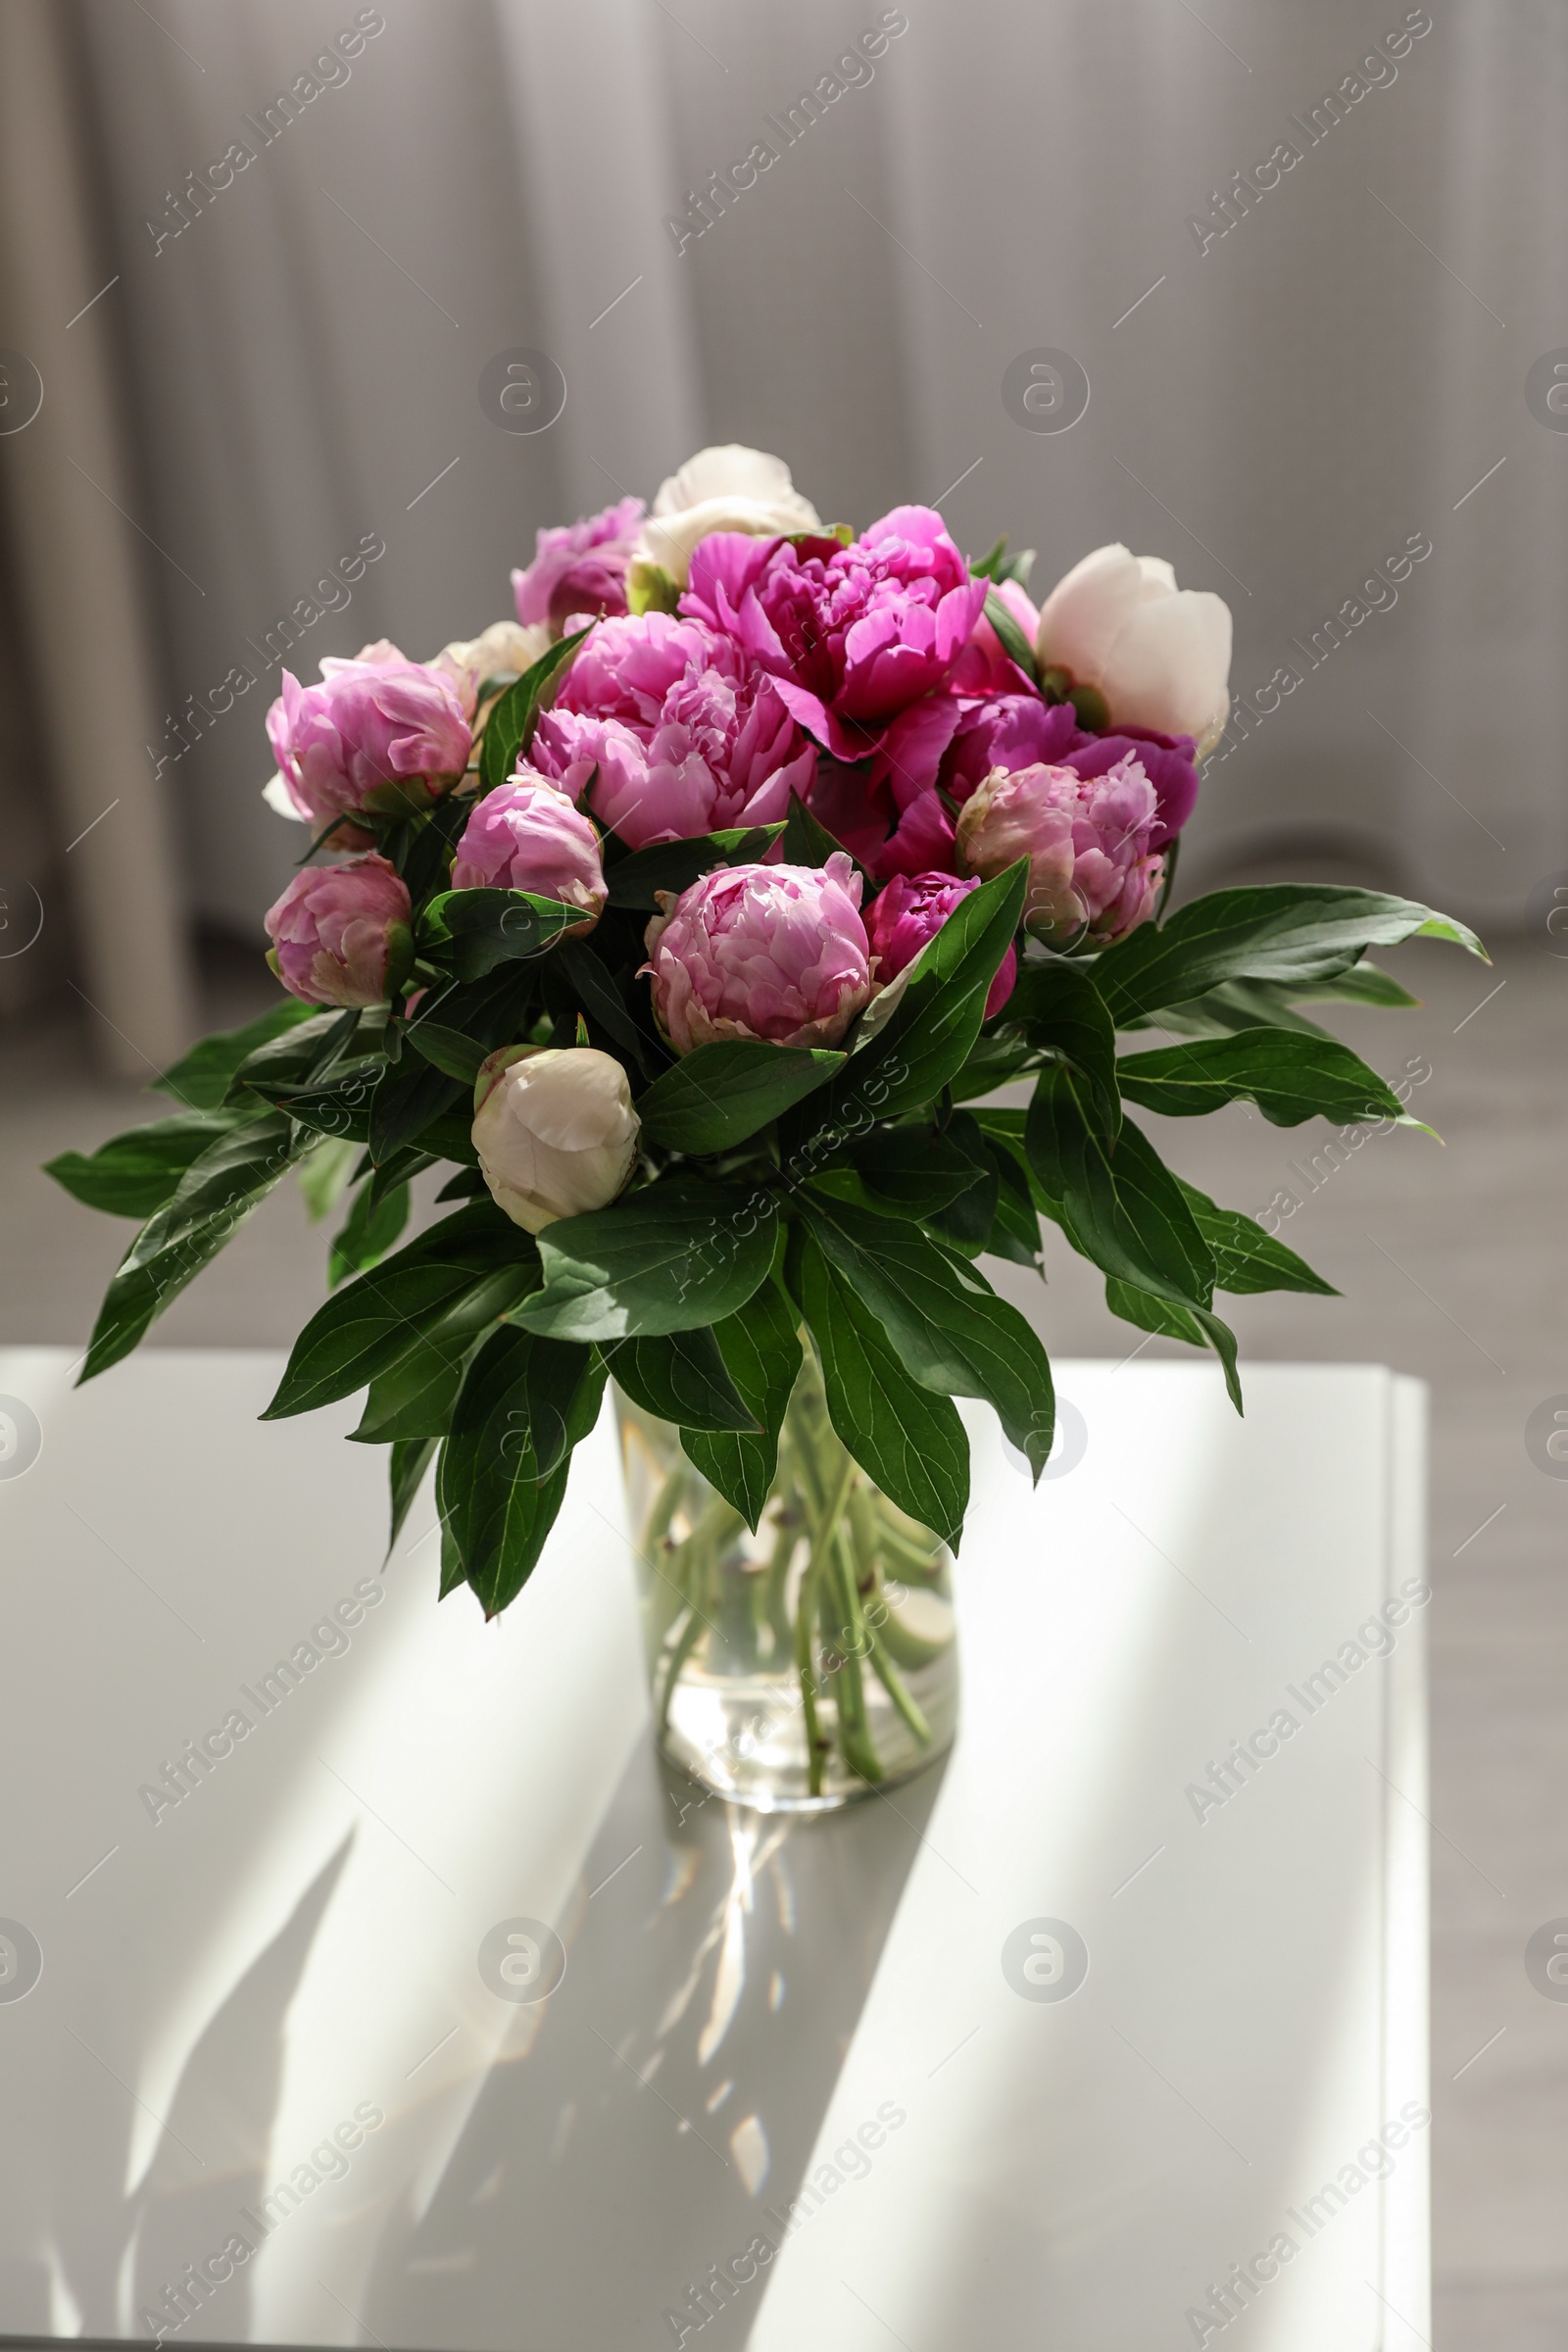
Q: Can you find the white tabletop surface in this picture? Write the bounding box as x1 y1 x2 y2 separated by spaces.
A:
0 1348 1429 2351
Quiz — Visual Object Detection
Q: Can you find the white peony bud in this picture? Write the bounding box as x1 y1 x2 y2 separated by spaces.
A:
1035 542 1232 755
637 444 821 586
471 1046 640 1234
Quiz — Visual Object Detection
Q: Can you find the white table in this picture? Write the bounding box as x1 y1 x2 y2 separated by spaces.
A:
0 1348 1428 2351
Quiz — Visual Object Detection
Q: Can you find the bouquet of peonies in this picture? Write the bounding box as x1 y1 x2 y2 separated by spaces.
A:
52 446 1483 1785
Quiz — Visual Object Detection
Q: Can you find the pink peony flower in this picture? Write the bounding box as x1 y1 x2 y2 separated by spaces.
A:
512 496 645 636
864 872 1016 1017
265 853 412 1006
679 507 989 758
266 648 472 825
956 755 1164 946
451 770 608 932
942 693 1200 846
643 853 872 1054
530 612 814 849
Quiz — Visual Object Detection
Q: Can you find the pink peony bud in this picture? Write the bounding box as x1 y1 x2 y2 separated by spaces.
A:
865 871 1016 1017
956 755 1164 947
451 770 608 933
471 1045 641 1233
266 646 472 826
265 853 413 1007
642 853 872 1054
512 496 645 636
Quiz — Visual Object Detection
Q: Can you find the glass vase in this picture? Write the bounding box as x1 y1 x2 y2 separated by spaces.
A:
614 1347 958 1813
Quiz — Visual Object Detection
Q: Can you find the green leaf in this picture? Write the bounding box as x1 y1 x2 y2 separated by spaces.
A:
983 588 1039 684
405 1021 487 1085
604 824 787 910
800 861 1026 1144
296 1136 361 1222
800 1195 1055 1477
438 1327 605 1612
368 1055 462 1164
515 1177 778 1342
1137 978 1336 1042
350 1322 477 1443
435 1165 489 1202
388 1436 438 1551
1093 884 1487 1026
636 1040 845 1154
1287 960 1421 1010
604 1328 760 1431
418 888 580 983
329 1179 411 1289
555 937 655 1067
224 1007 371 1103
1103 1278 1243 1411
780 792 868 886
253 1057 383 1144
1176 1179 1338 1298
478 624 593 796
44 1110 242 1218
985 1136 1045 1270
678 1273 804 1529
152 1000 316 1109
1115 1028 1405 1128
791 1229 969 1546
263 1200 538 1419
1025 1067 1215 1310
79 1115 303 1381
847 1128 984 1218
1006 957 1120 1141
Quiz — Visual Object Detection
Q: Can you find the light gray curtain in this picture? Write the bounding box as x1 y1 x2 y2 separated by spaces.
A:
10 0 1562 973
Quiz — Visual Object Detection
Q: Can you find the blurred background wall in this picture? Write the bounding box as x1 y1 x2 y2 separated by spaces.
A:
0 0 1561 1069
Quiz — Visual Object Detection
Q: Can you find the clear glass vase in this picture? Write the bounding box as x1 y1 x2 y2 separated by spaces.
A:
614 1347 958 1812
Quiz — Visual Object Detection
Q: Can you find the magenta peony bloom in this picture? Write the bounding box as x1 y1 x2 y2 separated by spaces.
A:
530 612 814 849
267 649 472 825
265 853 413 1006
956 755 1164 946
679 507 989 758
512 496 645 636
643 853 872 1054
865 871 1016 1017
942 693 1200 848
451 770 607 933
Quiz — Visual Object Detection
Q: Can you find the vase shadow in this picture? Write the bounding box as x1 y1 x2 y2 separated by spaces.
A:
358 1740 948 2350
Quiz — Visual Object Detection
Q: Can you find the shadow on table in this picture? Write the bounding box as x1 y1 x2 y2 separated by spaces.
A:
359 1740 946 2351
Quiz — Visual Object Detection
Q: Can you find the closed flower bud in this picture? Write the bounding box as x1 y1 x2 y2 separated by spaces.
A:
643 854 873 1054
265 643 472 825
452 771 608 933
956 757 1164 947
264 854 413 1006
1035 543 1232 755
471 1046 640 1233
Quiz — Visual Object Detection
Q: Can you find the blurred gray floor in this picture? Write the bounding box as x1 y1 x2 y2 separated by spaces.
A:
2 920 1562 2351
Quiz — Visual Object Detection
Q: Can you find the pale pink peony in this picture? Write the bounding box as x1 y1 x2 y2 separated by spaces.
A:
956 754 1164 946
864 872 1016 1017
680 507 989 758
265 854 412 1006
512 496 645 636
451 771 607 932
266 647 472 825
643 853 872 1054
1035 543 1232 754
530 611 814 849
